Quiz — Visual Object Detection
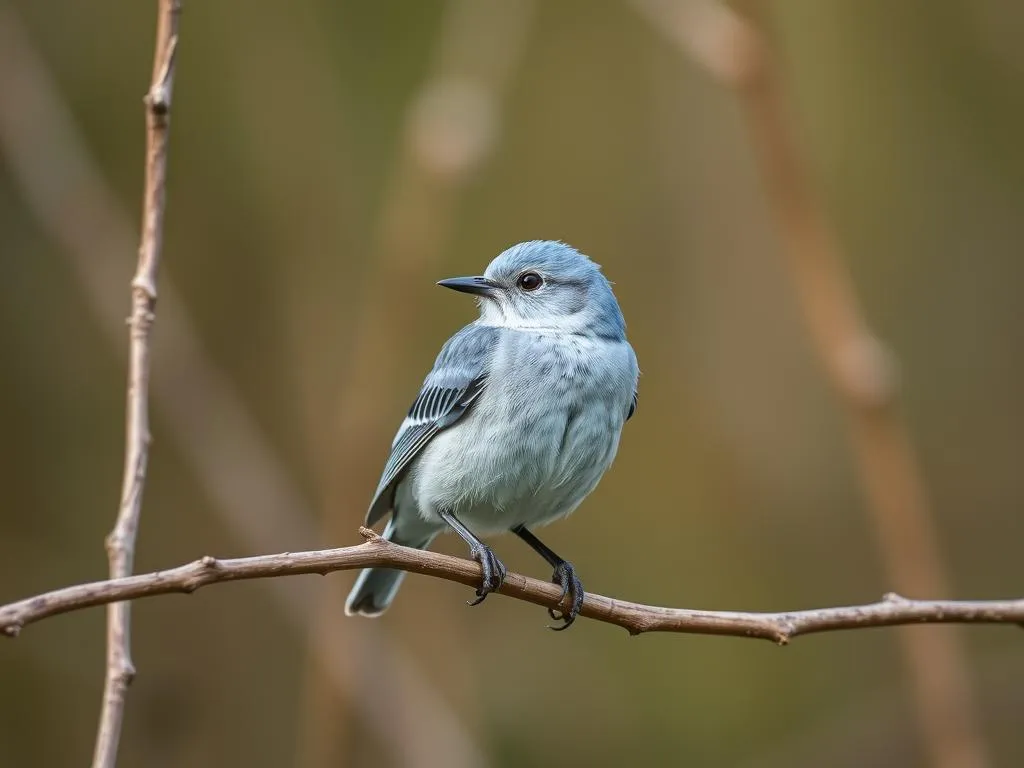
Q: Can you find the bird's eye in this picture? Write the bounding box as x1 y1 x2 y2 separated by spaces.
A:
517 272 543 291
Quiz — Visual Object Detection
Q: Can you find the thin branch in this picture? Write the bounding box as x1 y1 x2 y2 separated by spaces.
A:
2 528 1024 642
0 10 486 767
632 3 990 767
93 3 180 767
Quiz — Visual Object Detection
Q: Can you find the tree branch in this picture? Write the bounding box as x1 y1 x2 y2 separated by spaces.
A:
3 528 1023 642
93 3 180 767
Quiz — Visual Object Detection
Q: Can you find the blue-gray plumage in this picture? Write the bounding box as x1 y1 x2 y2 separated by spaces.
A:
345 240 639 628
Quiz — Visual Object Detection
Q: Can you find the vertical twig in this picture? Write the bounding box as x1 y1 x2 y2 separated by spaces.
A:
632 2 989 767
0 8 485 765
93 2 181 767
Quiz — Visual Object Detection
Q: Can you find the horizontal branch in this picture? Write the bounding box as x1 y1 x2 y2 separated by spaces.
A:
2 527 1022 643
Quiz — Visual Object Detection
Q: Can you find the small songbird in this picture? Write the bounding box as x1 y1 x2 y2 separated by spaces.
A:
344 240 639 628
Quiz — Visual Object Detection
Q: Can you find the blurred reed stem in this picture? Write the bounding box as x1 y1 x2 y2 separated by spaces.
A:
297 2 535 767
631 2 989 767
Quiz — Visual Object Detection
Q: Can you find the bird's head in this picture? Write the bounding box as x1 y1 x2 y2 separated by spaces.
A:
437 241 626 340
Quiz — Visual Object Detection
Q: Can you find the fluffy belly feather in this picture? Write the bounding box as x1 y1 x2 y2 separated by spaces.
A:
408 398 621 535
396 330 634 537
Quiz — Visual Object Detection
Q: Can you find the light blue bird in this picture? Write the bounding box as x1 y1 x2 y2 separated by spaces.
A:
345 240 639 628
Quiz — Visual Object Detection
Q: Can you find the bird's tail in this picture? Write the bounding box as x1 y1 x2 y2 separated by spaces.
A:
344 518 437 617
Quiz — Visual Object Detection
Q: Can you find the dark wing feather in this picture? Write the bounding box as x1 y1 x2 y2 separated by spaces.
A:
365 326 497 526
627 390 638 421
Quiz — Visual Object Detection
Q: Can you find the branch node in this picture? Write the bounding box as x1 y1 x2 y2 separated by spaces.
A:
104 530 126 557
116 661 137 687
180 556 222 592
131 276 158 304
144 35 178 119
358 526 383 543
883 591 909 603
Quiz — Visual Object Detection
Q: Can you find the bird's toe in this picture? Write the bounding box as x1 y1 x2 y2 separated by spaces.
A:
547 561 584 631
467 545 507 606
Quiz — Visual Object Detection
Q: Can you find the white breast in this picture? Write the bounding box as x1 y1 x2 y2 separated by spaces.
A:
407 331 635 534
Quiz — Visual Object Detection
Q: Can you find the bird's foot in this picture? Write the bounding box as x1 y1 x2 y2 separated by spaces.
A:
467 544 507 606
547 560 584 631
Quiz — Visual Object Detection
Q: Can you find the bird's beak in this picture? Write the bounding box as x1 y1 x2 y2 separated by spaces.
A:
436 276 498 297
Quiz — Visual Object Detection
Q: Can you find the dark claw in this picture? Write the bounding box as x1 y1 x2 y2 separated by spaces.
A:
466 544 507 606
546 560 584 631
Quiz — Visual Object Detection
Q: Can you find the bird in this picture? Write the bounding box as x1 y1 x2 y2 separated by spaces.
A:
344 240 639 629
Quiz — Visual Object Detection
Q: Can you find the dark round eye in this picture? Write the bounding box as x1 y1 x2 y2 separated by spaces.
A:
517 271 543 291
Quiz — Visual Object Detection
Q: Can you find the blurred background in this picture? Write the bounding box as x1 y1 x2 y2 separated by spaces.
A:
2 1 1024 766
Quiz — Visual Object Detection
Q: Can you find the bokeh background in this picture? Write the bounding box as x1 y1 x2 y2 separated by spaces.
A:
2 1 1024 766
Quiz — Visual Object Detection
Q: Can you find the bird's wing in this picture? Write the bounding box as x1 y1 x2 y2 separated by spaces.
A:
627 389 638 421
365 325 499 526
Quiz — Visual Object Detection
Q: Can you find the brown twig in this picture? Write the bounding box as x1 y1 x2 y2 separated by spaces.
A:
92 3 180 767
633 3 988 767
0 9 485 766
2 527 1024 641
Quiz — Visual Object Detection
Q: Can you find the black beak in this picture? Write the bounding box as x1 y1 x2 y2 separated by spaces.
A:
436 275 498 297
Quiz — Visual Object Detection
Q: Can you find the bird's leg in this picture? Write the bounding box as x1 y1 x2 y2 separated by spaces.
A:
439 510 507 606
512 525 584 630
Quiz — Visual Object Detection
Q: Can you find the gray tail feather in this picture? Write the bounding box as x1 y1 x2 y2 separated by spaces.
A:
344 519 436 617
